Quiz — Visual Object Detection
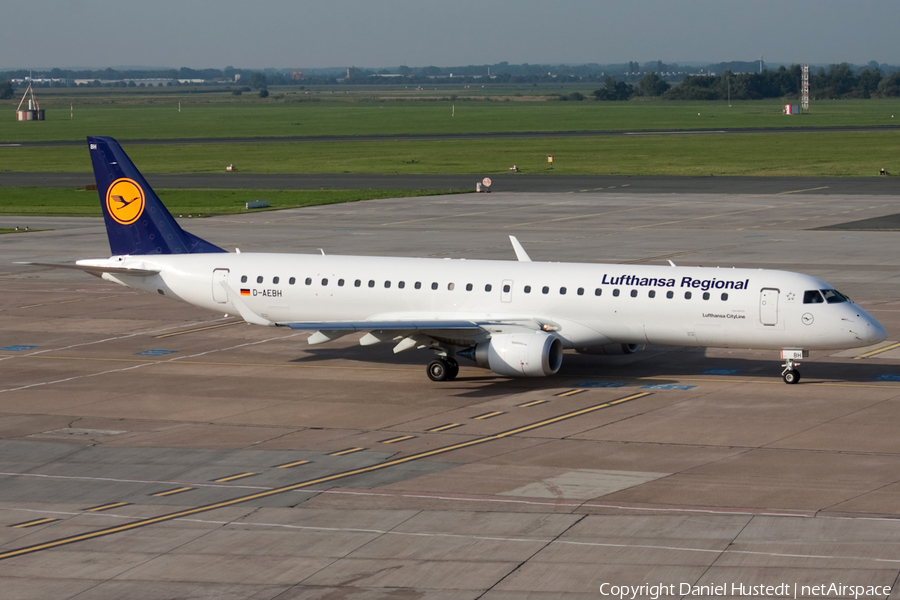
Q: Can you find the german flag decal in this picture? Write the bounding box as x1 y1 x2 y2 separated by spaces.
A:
240 289 250 296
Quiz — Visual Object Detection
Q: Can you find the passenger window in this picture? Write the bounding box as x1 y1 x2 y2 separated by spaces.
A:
241 275 247 283
685 291 692 299
560 287 567 295
595 288 602 296
666 291 674 299
485 284 493 292
354 279 361 287
503 284 511 293
431 282 438 290
524 285 531 294
577 288 584 296
703 292 710 300
338 279 344 286
721 292 728 301
415 282 422 289
613 289 620 297
384 281 391 288
273 277 279 284
289 277 296 285
305 277 312 285
368 280 375 288
448 283 455 290
803 290 825 304
648 290 656 298
399 281 405 289
542 286 549 294
466 283 472 291
822 289 849 303
630 289 638 298
257 276 264 284
322 278 328 286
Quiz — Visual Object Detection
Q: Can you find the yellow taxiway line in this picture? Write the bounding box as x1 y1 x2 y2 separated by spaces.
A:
0 391 650 561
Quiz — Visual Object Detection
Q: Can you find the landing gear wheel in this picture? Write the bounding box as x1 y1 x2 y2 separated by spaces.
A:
445 358 459 381
782 369 801 385
427 359 450 382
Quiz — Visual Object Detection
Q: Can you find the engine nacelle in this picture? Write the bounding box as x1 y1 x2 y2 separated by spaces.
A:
468 331 563 377
576 343 641 356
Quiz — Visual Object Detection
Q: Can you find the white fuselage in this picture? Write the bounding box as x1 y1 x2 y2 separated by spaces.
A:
96 252 886 352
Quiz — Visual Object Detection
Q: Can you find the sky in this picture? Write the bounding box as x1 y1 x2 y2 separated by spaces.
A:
3 0 899 70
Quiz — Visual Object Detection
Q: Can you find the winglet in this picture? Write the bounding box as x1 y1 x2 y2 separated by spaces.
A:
509 236 532 262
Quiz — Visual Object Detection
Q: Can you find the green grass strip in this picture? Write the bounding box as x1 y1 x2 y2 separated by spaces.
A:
2 131 898 177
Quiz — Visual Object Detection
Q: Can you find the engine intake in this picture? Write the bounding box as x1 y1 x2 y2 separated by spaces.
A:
465 331 563 377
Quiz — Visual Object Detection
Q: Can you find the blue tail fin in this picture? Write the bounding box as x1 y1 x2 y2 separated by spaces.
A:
88 136 226 255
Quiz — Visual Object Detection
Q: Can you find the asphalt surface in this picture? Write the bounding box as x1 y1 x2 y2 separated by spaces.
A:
3 124 900 147
3 172 900 195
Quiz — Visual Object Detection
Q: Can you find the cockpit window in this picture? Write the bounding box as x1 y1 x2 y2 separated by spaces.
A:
821 289 850 304
803 290 824 304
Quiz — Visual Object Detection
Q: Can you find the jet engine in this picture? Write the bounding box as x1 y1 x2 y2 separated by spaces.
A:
464 331 563 377
575 343 641 355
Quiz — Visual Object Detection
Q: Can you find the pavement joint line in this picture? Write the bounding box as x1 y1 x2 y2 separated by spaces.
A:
83 502 129 513
151 487 193 497
154 320 244 338
275 460 310 469
380 435 416 444
428 423 463 432
0 391 650 561
0 333 306 393
853 341 900 359
0 299 212 364
329 447 365 456
11 518 58 528
213 473 256 483
473 411 504 420
518 399 549 407
777 186 830 195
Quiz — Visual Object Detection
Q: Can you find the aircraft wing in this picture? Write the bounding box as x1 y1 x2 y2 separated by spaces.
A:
281 318 545 351
16 261 161 277
282 320 482 332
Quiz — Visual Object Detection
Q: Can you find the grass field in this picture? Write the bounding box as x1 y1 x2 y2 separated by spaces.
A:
2 97 899 143
2 130 898 177
0 188 457 217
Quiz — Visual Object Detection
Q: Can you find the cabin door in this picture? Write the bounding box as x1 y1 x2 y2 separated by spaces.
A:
212 269 229 303
759 288 779 326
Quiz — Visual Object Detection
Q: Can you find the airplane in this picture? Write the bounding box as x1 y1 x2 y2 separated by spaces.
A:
22 137 888 384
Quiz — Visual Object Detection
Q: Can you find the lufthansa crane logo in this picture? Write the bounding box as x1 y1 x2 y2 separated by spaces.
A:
105 178 145 225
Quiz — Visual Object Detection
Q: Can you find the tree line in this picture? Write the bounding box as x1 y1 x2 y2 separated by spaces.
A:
590 64 900 101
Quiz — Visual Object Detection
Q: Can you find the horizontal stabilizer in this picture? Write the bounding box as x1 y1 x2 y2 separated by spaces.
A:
17 261 160 276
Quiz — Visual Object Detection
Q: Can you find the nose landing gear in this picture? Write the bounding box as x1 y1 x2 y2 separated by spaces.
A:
781 360 801 384
780 349 808 384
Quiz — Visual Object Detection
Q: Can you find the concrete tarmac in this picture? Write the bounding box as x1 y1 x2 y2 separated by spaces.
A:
1 190 900 598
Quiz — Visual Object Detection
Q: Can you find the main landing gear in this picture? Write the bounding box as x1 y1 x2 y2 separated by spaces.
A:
427 357 459 382
781 358 801 385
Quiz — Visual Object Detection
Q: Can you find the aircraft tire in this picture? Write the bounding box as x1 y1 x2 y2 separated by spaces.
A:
446 358 459 381
427 359 450 382
782 369 801 384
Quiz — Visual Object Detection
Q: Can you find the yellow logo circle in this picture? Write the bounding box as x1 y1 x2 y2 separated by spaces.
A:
105 178 145 225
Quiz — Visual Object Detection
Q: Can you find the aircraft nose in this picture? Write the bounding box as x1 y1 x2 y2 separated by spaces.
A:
865 316 888 344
